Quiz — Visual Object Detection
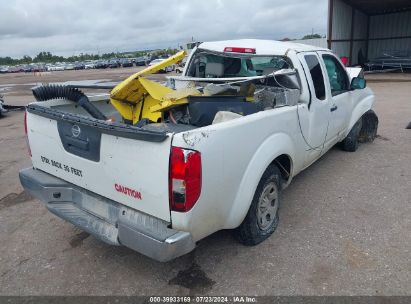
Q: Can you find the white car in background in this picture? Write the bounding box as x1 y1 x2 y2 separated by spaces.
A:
149 58 174 73
85 62 97 69
64 64 75 70
47 65 65 71
175 56 188 73
0 66 9 73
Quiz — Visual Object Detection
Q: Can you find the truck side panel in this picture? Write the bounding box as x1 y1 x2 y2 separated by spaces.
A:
171 107 306 241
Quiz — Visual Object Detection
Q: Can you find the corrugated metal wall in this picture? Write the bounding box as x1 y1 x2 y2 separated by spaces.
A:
329 0 369 65
354 10 368 40
369 11 411 38
329 0 411 65
368 11 411 59
331 0 352 40
330 0 351 61
352 9 368 65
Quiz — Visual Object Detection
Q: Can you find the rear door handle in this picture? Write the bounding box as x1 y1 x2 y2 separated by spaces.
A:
330 105 338 112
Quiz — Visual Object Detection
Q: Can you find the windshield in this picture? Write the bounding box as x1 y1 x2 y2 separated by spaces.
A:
186 49 292 78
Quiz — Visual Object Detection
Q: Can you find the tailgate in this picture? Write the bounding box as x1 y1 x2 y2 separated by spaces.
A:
26 105 172 222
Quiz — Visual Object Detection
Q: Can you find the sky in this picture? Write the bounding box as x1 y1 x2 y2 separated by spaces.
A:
0 0 328 58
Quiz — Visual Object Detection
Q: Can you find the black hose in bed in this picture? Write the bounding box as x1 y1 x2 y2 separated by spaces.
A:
32 85 107 120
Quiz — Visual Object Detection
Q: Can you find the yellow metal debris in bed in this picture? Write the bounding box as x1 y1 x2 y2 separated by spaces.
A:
110 51 200 124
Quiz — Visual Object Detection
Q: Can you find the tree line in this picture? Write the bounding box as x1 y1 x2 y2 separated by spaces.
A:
0 48 179 66
281 33 325 42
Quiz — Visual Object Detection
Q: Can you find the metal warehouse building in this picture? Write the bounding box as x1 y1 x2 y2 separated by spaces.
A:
328 0 411 66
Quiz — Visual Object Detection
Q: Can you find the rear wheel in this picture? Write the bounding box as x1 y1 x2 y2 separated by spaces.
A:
235 165 281 246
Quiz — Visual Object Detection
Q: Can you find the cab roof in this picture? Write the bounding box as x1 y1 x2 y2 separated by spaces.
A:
198 39 329 55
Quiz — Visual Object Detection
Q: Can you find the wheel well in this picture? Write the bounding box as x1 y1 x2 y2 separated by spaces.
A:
271 154 292 187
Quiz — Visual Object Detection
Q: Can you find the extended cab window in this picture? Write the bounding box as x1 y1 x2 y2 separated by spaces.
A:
322 55 349 96
186 50 291 78
304 55 325 100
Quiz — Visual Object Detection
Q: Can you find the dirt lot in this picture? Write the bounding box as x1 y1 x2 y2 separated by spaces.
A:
0 69 410 296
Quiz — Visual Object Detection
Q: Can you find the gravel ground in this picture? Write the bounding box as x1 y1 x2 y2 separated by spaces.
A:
0 70 410 296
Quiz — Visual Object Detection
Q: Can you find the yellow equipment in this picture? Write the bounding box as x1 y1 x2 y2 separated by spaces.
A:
110 51 200 124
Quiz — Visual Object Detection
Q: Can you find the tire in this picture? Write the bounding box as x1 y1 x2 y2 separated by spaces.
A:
341 118 363 152
235 165 282 246
358 110 378 142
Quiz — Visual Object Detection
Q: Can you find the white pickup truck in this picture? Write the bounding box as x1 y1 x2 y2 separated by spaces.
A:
19 39 378 261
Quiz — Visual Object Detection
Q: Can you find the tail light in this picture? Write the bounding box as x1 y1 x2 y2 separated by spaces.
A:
24 111 32 157
224 47 256 54
169 147 201 212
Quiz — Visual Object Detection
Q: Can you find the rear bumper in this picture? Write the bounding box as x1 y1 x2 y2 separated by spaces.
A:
19 167 195 262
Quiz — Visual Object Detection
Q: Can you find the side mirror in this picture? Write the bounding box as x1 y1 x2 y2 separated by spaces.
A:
351 77 366 90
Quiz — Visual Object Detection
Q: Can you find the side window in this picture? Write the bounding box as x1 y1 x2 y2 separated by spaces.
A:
304 55 326 100
322 55 350 96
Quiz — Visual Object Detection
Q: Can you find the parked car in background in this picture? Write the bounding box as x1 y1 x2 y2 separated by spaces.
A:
175 57 188 73
16 65 25 72
85 61 97 69
32 65 46 72
64 64 75 70
74 62 85 70
8 66 21 73
0 66 9 73
95 61 108 69
120 59 133 68
23 65 33 73
108 60 120 68
48 65 65 71
135 57 147 66
149 58 173 73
